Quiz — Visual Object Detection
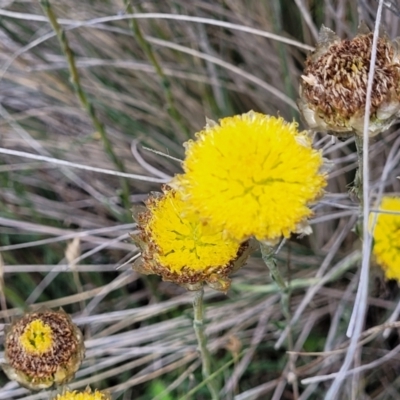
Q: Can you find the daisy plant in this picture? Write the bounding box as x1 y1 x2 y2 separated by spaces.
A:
173 111 326 261
173 110 327 356
131 185 254 399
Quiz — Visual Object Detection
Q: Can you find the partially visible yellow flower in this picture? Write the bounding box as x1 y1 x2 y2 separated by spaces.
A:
2 309 85 390
299 24 400 137
370 196 400 280
173 111 327 243
131 185 255 292
52 387 111 400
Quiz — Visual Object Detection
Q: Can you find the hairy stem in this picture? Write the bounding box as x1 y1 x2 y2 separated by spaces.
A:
260 241 299 398
193 288 219 400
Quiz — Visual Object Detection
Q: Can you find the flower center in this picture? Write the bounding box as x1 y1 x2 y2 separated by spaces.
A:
19 319 53 354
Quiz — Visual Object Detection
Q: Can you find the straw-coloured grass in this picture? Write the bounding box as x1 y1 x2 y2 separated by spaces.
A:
1 1 400 399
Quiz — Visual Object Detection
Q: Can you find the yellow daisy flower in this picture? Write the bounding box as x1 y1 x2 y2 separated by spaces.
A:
52 387 110 400
2 309 85 390
370 196 400 280
131 185 255 292
299 24 400 138
173 111 327 242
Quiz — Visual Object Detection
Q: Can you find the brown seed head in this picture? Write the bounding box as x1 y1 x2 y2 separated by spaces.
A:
299 25 400 137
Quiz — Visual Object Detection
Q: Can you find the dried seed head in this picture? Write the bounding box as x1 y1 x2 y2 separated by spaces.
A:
2 309 85 390
299 25 400 137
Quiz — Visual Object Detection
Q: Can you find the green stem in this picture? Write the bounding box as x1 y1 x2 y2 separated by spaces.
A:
260 241 299 393
39 0 131 217
260 242 292 330
178 357 236 400
123 0 190 140
260 242 287 291
192 288 219 400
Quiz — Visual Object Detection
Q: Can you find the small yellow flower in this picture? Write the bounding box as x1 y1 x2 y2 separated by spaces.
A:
173 111 327 242
131 186 255 292
52 387 111 400
370 196 400 280
2 309 85 390
299 24 400 138
19 318 53 354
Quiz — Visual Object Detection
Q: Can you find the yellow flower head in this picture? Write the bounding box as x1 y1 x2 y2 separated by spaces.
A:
19 319 53 354
2 309 85 391
173 111 327 242
52 387 111 400
131 185 255 292
370 196 400 280
299 24 400 138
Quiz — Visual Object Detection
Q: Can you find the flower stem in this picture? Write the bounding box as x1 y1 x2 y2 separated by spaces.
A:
192 288 219 400
260 242 299 396
39 0 131 218
260 242 291 329
260 242 287 292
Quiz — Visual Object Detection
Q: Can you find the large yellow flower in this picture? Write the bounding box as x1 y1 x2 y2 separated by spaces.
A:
370 196 400 280
131 186 254 292
174 111 327 242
